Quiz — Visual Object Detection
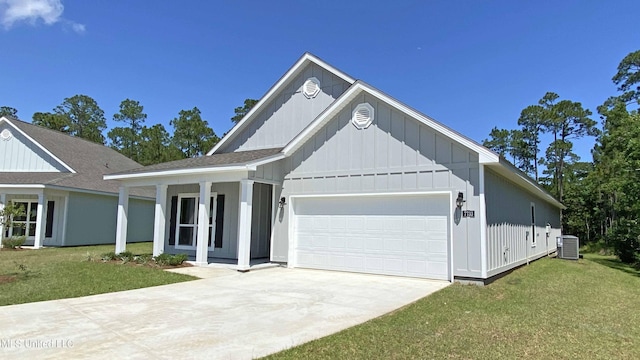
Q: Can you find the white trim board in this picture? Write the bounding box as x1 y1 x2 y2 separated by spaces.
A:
207 53 356 155
103 154 284 182
0 117 76 173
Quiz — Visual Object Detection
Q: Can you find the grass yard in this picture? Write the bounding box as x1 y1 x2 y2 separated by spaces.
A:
0 242 195 306
266 254 640 359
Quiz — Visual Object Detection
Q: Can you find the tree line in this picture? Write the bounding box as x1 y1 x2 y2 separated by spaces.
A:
0 97 258 166
483 49 640 265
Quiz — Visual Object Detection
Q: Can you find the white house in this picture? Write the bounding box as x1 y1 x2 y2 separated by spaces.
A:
105 53 563 283
0 116 154 248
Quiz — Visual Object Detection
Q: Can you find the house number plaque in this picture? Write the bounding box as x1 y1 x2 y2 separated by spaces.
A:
462 210 475 218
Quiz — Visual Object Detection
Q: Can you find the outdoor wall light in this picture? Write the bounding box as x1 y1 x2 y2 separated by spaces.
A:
456 192 465 208
279 197 287 209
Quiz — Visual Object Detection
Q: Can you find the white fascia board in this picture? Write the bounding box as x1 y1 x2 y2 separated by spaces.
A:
0 117 77 174
283 82 501 164
44 185 153 200
0 184 46 189
206 53 356 156
103 165 253 181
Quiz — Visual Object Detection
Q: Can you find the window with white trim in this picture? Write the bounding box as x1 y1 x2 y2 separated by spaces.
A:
9 201 38 238
530 202 536 246
174 193 219 250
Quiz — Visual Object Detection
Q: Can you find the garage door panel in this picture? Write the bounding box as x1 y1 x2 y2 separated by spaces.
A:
406 239 427 252
329 236 346 249
365 237 384 251
294 195 450 280
427 239 448 254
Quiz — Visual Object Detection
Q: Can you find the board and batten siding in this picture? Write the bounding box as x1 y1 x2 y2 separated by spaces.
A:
251 161 284 183
271 92 484 278
484 168 561 277
64 192 153 246
220 63 351 152
0 123 68 172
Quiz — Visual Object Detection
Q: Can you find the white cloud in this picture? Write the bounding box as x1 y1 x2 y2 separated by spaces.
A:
70 21 83 33
0 0 84 32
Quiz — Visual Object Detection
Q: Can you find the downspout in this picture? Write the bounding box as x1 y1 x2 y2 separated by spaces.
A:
526 230 529 266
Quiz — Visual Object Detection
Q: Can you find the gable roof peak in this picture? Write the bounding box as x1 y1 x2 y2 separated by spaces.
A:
206 52 356 155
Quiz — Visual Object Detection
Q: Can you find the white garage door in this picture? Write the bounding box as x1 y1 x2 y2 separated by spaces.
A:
293 194 450 280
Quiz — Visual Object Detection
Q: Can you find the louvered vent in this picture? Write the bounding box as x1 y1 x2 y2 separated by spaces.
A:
303 77 320 98
0 129 12 141
352 103 374 129
558 235 579 260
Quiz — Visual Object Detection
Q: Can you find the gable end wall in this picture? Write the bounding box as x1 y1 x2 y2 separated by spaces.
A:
271 92 483 278
0 122 68 172
221 63 351 153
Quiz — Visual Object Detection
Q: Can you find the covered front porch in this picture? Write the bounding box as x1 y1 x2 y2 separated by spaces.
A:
106 152 284 271
0 187 67 248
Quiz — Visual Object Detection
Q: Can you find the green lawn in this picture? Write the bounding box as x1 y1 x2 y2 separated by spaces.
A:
0 242 195 306
266 254 640 359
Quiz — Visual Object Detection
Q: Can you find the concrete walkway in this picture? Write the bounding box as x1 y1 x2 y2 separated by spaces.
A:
0 267 449 359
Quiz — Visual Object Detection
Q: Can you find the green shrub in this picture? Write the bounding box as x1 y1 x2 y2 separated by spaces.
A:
2 236 26 249
154 253 188 266
118 251 134 263
154 253 171 266
170 253 188 266
101 251 118 262
581 239 614 256
134 254 153 265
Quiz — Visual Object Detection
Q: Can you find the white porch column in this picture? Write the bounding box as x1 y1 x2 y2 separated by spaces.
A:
195 181 212 266
237 179 254 272
33 192 46 249
115 186 129 254
153 184 168 257
0 193 5 248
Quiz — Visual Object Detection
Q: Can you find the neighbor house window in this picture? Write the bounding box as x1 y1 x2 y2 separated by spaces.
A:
10 201 38 238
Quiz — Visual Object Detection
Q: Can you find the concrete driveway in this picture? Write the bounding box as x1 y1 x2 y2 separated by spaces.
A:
0 267 449 359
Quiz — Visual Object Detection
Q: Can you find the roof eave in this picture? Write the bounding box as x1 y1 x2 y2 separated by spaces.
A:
104 164 253 181
102 153 285 181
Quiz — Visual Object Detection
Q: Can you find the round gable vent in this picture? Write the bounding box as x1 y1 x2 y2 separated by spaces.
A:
0 129 12 141
302 77 321 98
352 103 375 129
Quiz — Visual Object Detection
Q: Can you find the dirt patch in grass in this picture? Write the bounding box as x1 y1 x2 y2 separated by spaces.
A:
0 275 17 284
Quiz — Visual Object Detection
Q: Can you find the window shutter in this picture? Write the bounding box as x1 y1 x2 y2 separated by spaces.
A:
168 196 178 246
214 195 225 248
45 201 55 238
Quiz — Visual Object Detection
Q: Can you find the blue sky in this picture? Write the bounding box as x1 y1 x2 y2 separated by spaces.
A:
1 0 638 163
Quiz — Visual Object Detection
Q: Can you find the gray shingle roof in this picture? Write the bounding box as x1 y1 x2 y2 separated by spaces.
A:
107 148 283 176
1 118 153 197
